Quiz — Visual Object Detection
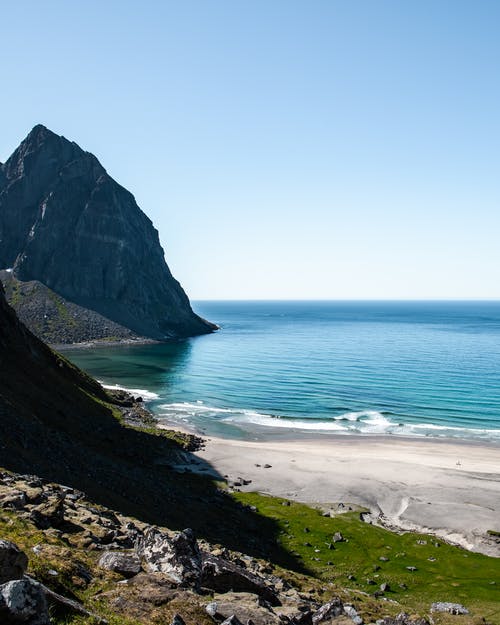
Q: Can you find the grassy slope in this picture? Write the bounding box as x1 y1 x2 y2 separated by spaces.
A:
234 492 500 625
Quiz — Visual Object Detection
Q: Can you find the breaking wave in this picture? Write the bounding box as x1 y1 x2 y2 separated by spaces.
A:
100 382 160 401
156 401 500 440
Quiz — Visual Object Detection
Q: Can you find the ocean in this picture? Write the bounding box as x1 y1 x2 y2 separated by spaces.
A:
64 301 500 443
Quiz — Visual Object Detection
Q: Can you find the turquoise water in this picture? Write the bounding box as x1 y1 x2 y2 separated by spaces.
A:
64 301 500 442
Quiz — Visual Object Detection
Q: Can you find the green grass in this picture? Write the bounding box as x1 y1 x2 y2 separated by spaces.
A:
232 492 500 624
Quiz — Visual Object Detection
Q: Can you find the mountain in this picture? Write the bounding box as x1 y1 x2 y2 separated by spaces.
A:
0 124 215 341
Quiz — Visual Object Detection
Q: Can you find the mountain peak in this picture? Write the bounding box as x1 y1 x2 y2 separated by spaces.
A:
0 127 215 340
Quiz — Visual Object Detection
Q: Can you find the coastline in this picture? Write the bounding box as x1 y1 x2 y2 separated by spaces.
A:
53 337 161 351
162 426 500 557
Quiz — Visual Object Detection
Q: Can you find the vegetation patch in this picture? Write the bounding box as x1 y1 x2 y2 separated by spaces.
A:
232 492 500 624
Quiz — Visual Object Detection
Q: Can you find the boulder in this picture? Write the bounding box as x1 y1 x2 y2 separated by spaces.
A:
311 598 344 624
30 497 65 529
344 605 363 625
137 527 201 587
430 602 469 615
201 555 279 606
0 541 28 584
208 592 281 625
0 578 49 624
98 551 142 578
0 490 27 509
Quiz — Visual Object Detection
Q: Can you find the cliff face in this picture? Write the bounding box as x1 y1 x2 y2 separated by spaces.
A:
0 125 214 340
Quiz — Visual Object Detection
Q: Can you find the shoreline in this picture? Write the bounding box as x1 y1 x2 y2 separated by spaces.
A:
53 337 162 351
161 425 500 557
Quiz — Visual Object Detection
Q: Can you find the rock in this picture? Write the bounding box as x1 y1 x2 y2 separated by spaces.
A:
311 598 343 624
171 615 187 625
379 556 389 562
332 532 344 543
430 602 469 615
0 124 215 342
137 527 201 587
0 542 28 584
98 551 142 578
201 555 279 606
0 490 27 509
30 497 65 529
264 464 272 469
376 614 429 625
344 605 363 625
405 566 417 572
206 601 219 617
210 592 281 625
0 578 49 624
380 582 390 592
221 616 244 625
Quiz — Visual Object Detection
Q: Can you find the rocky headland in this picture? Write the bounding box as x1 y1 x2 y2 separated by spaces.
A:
0 124 215 343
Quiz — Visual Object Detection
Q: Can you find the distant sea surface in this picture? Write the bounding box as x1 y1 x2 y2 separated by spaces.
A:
65 301 500 443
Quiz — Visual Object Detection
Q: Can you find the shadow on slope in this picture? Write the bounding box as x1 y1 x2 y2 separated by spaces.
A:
0 282 306 574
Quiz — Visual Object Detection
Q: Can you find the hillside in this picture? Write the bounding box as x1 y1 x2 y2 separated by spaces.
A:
0 282 499 624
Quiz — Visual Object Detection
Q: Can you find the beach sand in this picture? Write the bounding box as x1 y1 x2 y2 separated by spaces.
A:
188 434 500 556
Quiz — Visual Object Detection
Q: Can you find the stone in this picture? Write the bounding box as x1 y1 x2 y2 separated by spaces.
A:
430 602 469 615
206 601 219 617
344 605 363 625
210 592 281 625
221 616 244 625
311 598 343 624
376 614 429 625
30 497 65 529
0 578 49 624
0 490 27 509
98 551 142 578
171 615 186 625
201 555 279 605
0 541 28 584
332 532 344 543
137 527 201 587
380 582 390 592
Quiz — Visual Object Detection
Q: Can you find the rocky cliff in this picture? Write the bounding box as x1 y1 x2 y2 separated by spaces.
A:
0 125 214 340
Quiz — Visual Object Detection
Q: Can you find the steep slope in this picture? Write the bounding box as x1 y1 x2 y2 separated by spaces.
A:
0 283 288 561
0 269 140 344
0 124 214 340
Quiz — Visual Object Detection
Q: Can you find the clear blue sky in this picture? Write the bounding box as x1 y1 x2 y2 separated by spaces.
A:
1 1 499 299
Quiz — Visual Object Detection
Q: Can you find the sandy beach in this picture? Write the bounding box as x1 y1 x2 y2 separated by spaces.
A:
188 433 500 557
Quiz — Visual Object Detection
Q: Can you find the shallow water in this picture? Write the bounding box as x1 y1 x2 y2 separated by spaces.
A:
65 301 500 442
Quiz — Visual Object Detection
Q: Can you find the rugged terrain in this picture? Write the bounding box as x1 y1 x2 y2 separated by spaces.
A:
0 270 143 345
0 124 214 341
0 284 498 624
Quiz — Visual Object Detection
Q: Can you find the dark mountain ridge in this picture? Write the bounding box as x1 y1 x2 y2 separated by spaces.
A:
0 124 214 340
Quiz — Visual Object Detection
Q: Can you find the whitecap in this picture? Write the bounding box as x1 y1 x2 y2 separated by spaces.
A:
101 382 160 401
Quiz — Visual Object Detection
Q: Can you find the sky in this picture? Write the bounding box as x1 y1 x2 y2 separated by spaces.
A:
1 1 499 299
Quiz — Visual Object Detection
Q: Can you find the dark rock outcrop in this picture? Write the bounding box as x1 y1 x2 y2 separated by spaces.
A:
0 124 215 340
201 554 279 606
0 541 28 584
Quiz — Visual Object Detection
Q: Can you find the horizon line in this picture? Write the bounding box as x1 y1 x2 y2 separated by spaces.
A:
191 298 500 303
